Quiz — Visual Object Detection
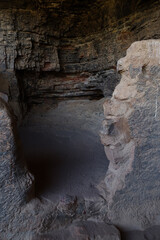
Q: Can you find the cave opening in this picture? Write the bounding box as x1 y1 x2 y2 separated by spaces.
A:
15 59 111 203
18 99 108 202
13 0 122 203
1 0 160 238
12 0 157 212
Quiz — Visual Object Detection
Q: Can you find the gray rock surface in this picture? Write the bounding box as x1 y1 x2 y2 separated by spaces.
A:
0 1 160 117
18 70 119 105
101 40 160 230
0 99 109 239
1 0 160 238
33 220 121 240
0 96 33 237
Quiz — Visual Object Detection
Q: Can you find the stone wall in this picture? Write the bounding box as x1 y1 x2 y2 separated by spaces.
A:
0 8 60 116
1 0 160 115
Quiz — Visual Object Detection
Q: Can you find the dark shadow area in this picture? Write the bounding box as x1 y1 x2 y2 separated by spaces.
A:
121 225 160 240
19 127 108 201
15 70 105 108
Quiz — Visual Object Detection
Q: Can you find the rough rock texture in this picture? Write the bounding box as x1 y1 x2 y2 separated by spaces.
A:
16 70 119 105
2 0 160 238
0 8 60 117
18 99 110 238
0 0 160 116
33 220 121 240
0 95 33 237
101 40 160 230
0 98 119 239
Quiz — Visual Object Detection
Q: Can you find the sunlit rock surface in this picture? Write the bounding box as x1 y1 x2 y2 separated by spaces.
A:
101 40 160 230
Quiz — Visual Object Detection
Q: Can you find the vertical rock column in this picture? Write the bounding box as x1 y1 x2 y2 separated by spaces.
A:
0 96 33 233
101 40 160 229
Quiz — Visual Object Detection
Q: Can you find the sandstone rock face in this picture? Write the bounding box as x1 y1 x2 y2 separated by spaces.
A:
17 70 119 105
0 96 33 235
101 40 160 230
0 0 160 117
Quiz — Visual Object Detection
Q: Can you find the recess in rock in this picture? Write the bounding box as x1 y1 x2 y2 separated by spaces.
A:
1 1 160 240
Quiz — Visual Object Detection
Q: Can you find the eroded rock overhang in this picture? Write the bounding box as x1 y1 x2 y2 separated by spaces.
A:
0 0 160 116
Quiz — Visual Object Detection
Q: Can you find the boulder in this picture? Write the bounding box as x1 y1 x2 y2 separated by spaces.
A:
100 40 160 229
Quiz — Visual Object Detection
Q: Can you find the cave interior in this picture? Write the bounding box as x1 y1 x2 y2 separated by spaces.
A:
1 0 160 239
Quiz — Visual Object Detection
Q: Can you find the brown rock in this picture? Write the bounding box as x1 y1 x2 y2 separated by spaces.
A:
100 40 160 229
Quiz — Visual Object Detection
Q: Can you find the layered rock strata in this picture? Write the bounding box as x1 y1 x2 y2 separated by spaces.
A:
16 70 119 105
0 1 160 116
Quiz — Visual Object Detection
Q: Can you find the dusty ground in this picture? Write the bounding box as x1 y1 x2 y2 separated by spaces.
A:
17 99 160 239
19 99 108 203
13 99 118 240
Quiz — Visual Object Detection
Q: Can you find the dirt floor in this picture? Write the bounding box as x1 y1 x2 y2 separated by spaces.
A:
18 99 160 239
19 99 108 203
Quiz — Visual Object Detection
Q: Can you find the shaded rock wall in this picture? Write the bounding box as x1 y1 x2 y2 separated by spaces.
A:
0 8 59 116
0 95 33 236
1 0 160 236
16 70 119 104
1 0 160 115
101 40 160 230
